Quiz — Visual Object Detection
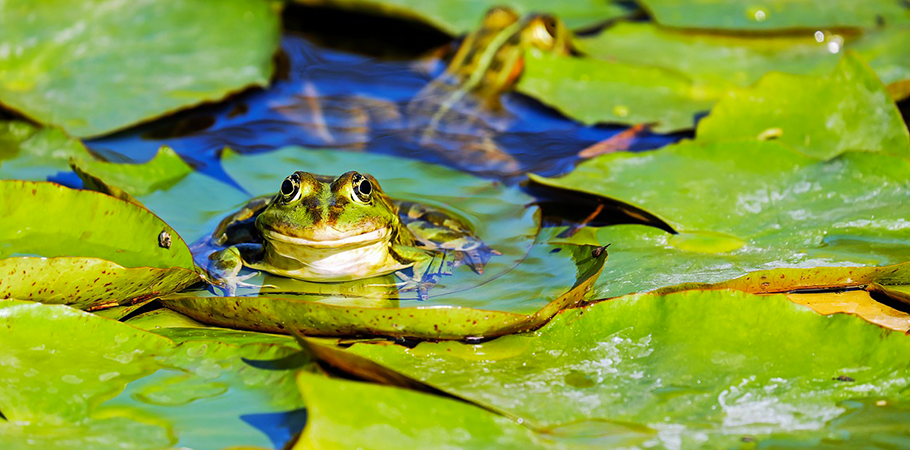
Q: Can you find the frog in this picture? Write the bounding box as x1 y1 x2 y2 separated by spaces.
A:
205 170 497 300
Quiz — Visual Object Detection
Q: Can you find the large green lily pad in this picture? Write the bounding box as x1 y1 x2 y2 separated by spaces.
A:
73 145 194 204
0 300 175 449
517 49 714 133
577 22 910 101
341 290 910 448
0 0 281 137
293 372 553 449
158 147 606 339
0 121 87 180
0 180 199 308
0 299 311 449
103 328 310 450
637 0 910 31
697 52 910 159
531 140 910 298
296 0 631 35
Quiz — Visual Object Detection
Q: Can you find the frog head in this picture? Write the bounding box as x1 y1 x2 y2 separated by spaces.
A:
255 171 400 249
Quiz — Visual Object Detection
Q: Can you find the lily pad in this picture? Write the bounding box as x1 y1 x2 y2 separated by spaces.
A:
0 120 89 181
0 180 199 308
696 52 910 159
517 49 714 132
637 0 910 30
786 290 910 332
293 372 551 449
103 328 310 450
296 0 631 35
0 300 175 449
73 145 194 204
868 282 910 306
159 147 607 339
0 0 281 137
341 290 910 448
531 140 910 298
577 22 910 101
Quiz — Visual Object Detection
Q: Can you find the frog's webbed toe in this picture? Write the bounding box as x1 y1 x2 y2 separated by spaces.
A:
393 271 439 301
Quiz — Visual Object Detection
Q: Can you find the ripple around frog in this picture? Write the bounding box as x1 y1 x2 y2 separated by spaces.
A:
162 147 607 339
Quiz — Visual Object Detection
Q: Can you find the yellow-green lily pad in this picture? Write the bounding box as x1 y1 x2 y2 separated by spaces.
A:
577 22 910 101
697 52 910 158
341 290 910 448
0 180 199 308
0 300 175 449
530 140 910 298
0 0 281 137
637 0 910 31
293 372 554 449
517 49 714 133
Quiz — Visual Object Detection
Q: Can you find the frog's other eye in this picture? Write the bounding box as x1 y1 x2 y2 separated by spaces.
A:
280 173 301 203
351 173 372 203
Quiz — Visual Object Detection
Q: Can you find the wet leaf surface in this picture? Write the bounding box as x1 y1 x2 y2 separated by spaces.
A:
73 146 193 201
0 0 281 137
697 52 910 158
578 23 910 101
295 0 632 35
0 300 175 449
637 0 910 30
532 140 910 298
292 372 549 449
0 121 88 181
343 290 910 448
0 181 199 308
517 49 714 132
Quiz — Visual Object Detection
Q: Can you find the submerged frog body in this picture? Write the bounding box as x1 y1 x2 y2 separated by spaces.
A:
208 171 496 299
281 8 571 176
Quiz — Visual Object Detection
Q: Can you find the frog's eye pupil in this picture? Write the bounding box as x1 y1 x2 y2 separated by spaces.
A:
281 179 294 196
353 178 372 203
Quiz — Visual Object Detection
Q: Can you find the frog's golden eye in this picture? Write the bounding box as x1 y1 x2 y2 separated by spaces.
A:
351 173 372 203
280 173 301 203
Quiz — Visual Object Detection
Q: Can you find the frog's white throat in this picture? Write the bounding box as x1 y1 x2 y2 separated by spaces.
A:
256 227 409 281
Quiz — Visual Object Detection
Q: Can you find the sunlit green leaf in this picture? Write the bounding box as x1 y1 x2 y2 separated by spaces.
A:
0 0 281 137
293 372 551 449
295 0 631 35
344 290 910 448
531 140 910 297
637 0 910 30
697 52 910 158
0 180 199 308
577 22 910 101
517 49 714 132
0 300 175 449
124 308 207 330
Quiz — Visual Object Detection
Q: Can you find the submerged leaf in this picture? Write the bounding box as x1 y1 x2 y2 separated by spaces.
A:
344 290 910 448
0 0 281 137
0 181 199 308
0 120 88 180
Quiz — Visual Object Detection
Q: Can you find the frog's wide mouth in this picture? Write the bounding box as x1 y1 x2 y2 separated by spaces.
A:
261 227 390 249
